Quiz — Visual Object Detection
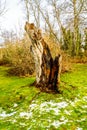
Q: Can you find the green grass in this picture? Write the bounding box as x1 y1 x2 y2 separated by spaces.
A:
0 64 87 130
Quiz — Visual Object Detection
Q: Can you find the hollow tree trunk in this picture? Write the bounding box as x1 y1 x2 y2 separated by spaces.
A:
25 22 61 92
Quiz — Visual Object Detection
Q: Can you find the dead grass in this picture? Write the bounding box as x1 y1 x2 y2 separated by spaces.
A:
44 34 72 73
70 56 87 64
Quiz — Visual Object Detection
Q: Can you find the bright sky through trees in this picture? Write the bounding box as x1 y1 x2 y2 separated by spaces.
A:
0 0 24 32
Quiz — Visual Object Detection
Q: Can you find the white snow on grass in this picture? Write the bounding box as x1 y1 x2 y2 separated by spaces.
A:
28 100 68 116
0 96 86 129
81 105 87 109
52 118 68 128
13 103 18 108
77 118 86 123
19 111 32 119
29 103 37 110
69 97 80 106
12 119 17 123
83 96 87 101
69 96 87 107
42 101 68 108
30 100 68 110
19 122 26 127
76 127 83 130
64 110 72 115
0 111 16 118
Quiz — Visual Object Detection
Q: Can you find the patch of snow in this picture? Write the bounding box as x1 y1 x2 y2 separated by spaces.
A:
70 97 83 107
11 108 14 111
53 108 60 115
52 120 61 128
74 97 79 103
40 107 60 115
29 101 68 116
40 101 68 109
81 105 87 109
29 103 37 110
0 111 16 118
82 96 87 101
64 110 71 115
69 96 87 110
13 103 18 107
69 100 75 106
19 112 32 119
77 118 86 122
20 122 26 127
52 119 68 128
32 119 37 123
56 101 68 108
40 102 48 108
38 101 68 115
27 126 32 130
60 116 65 121
76 127 83 130
12 119 17 123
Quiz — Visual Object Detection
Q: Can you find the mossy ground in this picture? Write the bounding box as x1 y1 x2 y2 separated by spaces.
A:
0 64 87 130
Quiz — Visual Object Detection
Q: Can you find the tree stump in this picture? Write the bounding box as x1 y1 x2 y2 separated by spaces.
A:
25 22 62 92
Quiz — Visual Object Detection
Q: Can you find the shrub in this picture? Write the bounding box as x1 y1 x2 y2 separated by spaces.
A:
1 36 35 76
1 33 72 76
61 51 72 73
44 33 71 73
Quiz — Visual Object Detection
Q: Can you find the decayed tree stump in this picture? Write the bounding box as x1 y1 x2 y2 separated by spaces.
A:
25 22 62 92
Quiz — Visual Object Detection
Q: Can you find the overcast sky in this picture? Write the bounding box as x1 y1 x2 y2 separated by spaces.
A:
0 0 25 34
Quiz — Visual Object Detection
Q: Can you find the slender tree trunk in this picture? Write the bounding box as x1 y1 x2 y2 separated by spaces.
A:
25 22 61 93
73 0 80 56
24 0 30 22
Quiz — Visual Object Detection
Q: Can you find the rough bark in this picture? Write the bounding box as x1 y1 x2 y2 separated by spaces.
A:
25 22 61 92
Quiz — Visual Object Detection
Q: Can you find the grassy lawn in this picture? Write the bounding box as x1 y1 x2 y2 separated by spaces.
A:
0 64 87 130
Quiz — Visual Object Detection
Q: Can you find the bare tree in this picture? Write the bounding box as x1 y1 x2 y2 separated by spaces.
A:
21 0 30 22
21 0 60 42
69 0 86 55
35 0 61 42
1 30 17 43
50 0 65 43
51 0 87 55
28 0 41 28
21 0 41 27
0 0 6 16
21 0 87 56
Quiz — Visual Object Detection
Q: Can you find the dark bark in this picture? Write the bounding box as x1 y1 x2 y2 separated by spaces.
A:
25 22 61 93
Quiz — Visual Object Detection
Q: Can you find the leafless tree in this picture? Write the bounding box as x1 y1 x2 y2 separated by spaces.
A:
0 0 6 16
22 0 87 55
66 0 87 55
1 30 17 43
28 0 41 28
21 0 30 22
21 0 41 27
50 0 87 55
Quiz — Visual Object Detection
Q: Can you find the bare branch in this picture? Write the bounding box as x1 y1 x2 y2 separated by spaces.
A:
0 0 7 16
